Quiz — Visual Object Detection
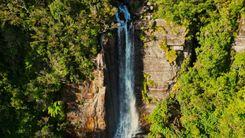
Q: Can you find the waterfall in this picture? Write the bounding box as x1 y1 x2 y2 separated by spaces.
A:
114 3 139 138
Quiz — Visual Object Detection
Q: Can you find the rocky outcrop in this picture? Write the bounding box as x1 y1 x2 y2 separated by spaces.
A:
135 20 186 91
63 52 106 137
233 16 245 52
134 16 188 130
144 20 186 85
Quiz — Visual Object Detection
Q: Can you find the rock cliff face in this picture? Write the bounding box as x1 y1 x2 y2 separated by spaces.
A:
133 18 188 130
141 19 187 90
233 16 245 52
103 31 120 137
63 52 106 137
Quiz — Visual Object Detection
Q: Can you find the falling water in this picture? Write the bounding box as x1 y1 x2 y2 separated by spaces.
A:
114 3 139 138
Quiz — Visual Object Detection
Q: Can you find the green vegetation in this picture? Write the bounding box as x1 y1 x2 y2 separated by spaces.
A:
148 0 245 137
142 73 155 104
0 0 115 137
1 0 244 137
154 26 178 64
159 39 177 64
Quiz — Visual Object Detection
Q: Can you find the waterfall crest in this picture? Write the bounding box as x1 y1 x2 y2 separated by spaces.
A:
114 3 139 138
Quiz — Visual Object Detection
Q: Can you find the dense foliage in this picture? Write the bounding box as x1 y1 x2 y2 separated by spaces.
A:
1 0 244 137
0 0 115 137
148 0 245 137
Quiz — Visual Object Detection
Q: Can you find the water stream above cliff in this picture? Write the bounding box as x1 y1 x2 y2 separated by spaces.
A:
113 3 139 138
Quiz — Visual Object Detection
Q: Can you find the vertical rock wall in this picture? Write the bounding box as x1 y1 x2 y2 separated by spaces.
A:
143 19 186 100
63 52 106 137
133 18 188 130
103 31 120 137
233 16 245 52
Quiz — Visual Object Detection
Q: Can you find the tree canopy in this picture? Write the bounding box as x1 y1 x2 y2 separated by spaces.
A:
0 0 115 136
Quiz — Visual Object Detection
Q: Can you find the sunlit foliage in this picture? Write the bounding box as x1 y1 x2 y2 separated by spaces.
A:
148 0 245 137
0 0 115 136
